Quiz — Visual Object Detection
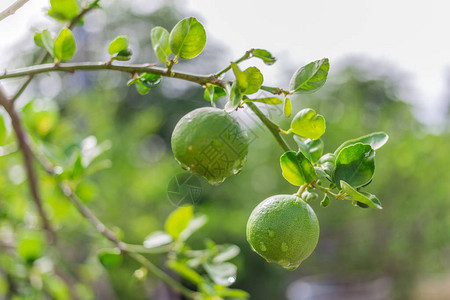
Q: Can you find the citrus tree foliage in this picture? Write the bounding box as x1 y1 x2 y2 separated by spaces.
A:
0 1 394 299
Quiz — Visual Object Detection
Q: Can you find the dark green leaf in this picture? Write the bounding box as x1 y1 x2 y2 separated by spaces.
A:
143 231 173 248
334 143 375 189
98 248 122 269
280 151 316 186
294 136 324 163
169 17 206 59
290 108 326 140
203 262 237 286
289 58 329 94
54 28 76 61
112 49 132 61
253 49 276 65
48 0 79 21
334 132 389 155
284 97 292 117
108 36 129 56
231 63 263 95
242 97 282 105
167 260 204 285
165 205 193 239
151 27 172 63
204 85 227 102
320 195 330 207
340 181 382 209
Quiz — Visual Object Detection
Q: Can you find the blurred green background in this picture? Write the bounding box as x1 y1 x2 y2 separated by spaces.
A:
0 1 449 300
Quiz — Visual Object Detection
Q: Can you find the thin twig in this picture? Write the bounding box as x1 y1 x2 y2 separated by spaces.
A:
215 48 254 78
0 87 55 243
11 0 101 102
0 0 30 22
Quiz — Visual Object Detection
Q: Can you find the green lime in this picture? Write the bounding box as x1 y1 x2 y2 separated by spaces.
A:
171 107 249 185
246 194 320 270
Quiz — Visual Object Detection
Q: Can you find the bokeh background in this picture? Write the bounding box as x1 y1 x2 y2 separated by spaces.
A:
0 0 449 299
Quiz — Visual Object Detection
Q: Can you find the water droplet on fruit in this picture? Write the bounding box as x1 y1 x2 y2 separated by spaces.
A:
281 242 288 252
260 242 267 252
268 229 275 238
207 177 226 186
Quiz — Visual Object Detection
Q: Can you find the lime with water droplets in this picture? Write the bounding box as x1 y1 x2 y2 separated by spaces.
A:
171 107 249 185
246 194 320 270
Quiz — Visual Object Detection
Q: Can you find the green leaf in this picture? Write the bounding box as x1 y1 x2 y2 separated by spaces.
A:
334 143 375 189
167 260 204 285
165 205 193 239
17 231 45 264
242 97 282 105
179 215 208 241
98 248 122 269
108 36 129 56
253 49 276 65
143 231 173 249
213 244 240 264
334 132 389 155
48 0 79 21
228 81 242 109
71 153 84 179
340 181 382 209
290 108 326 140
231 63 263 95
284 97 292 117
203 262 237 286
294 136 324 163
169 17 206 59
33 32 44 48
151 26 172 63
41 30 55 57
204 85 227 102
289 58 329 94
218 288 250 299
280 151 316 186
54 28 76 61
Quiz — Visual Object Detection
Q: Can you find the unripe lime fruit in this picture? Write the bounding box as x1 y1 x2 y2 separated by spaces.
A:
246 194 319 270
171 107 249 185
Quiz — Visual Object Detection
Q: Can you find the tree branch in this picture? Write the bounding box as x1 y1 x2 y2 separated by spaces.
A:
33 148 197 299
0 87 56 243
1 61 228 87
0 0 30 22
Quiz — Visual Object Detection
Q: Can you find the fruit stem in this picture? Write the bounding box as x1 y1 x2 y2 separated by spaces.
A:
295 185 308 198
245 102 291 152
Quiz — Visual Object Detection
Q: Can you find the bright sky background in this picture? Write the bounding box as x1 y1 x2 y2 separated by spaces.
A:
1 0 449 127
